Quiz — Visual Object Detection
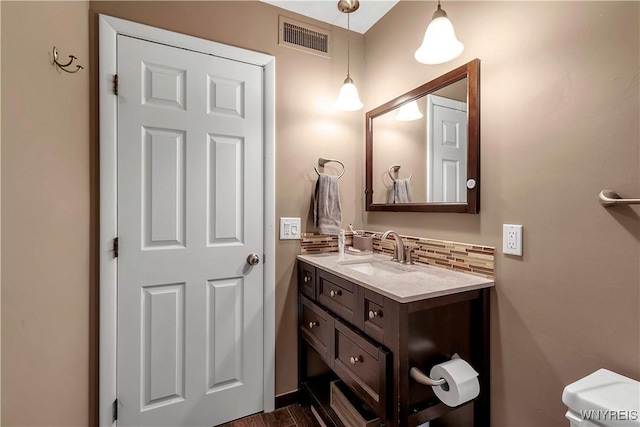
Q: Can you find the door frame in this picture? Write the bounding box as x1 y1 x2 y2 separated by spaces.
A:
98 14 276 426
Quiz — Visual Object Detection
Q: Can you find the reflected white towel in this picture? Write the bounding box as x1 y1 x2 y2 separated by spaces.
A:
387 178 414 204
314 173 342 235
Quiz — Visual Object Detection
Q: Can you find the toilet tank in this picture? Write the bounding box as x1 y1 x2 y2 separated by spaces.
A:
562 369 640 427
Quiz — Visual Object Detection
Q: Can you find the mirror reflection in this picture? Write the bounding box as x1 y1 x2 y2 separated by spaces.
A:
372 78 468 204
365 59 479 213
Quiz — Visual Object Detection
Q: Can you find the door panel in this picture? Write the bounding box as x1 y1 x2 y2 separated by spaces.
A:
143 127 186 248
208 134 244 245
206 277 244 392
141 283 186 408
117 34 264 426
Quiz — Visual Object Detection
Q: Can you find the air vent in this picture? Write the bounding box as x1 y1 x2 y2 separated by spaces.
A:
279 16 331 58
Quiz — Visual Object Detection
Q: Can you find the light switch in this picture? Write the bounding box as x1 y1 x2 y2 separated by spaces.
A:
280 217 301 240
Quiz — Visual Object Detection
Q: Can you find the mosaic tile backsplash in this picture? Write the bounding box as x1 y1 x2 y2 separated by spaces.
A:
300 231 494 279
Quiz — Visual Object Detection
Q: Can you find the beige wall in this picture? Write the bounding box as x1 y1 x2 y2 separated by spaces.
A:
1 1 90 426
364 1 640 426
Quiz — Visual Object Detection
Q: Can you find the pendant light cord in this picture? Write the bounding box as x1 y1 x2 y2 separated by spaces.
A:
347 12 351 77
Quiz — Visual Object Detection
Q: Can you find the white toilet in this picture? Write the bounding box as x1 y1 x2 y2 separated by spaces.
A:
562 368 640 427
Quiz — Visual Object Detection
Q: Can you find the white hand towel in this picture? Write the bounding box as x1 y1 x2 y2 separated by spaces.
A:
388 178 413 204
314 173 342 235
402 178 414 203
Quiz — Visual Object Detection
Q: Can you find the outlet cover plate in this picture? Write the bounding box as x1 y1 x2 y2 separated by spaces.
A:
280 217 301 240
503 224 523 256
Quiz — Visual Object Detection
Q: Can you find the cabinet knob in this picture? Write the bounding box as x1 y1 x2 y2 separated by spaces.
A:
308 321 319 329
368 310 382 319
330 289 342 298
304 276 311 284
349 356 362 365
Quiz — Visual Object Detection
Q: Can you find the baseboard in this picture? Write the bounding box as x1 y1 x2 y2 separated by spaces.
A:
275 389 300 409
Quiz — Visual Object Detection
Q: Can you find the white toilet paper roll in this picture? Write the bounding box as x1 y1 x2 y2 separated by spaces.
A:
429 358 480 407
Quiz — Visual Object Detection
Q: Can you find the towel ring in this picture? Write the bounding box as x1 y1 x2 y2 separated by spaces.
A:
388 164 412 182
315 157 345 179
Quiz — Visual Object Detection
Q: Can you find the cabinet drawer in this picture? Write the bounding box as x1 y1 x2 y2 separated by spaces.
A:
362 290 385 343
333 319 389 419
300 296 333 364
317 270 357 323
298 261 316 300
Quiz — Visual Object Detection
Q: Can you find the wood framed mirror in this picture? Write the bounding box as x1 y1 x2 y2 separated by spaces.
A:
365 59 480 213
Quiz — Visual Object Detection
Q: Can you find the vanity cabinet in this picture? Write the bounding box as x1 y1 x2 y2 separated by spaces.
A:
297 259 491 427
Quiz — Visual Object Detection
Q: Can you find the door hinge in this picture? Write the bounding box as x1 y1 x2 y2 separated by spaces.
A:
113 237 119 258
112 399 118 422
113 74 119 95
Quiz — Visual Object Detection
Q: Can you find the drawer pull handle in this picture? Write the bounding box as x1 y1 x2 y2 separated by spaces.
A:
368 310 382 319
330 290 342 298
349 356 362 365
308 321 319 329
304 276 311 284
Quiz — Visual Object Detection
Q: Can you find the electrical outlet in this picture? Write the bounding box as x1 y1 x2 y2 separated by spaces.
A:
280 217 301 240
503 224 523 256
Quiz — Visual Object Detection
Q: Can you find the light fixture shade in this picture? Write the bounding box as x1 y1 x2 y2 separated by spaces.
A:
395 100 423 121
415 15 464 65
335 77 363 111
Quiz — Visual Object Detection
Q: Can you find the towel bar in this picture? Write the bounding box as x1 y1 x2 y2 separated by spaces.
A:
599 190 640 207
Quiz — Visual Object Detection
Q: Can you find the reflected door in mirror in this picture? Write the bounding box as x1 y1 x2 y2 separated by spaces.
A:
428 94 467 203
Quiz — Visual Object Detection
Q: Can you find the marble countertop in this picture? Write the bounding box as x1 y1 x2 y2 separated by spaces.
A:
297 252 494 303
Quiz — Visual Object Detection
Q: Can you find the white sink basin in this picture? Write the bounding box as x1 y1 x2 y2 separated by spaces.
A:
338 260 408 277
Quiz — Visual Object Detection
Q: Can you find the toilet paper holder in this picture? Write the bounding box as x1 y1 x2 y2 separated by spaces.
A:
410 353 460 387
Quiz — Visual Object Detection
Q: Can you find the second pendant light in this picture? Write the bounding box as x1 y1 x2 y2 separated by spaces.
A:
334 0 363 111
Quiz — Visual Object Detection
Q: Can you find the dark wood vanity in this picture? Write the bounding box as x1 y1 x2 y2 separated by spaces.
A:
297 256 492 427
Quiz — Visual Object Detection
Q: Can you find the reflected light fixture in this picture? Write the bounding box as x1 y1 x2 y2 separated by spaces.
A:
415 0 464 65
395 100 423 121
334 0 363 111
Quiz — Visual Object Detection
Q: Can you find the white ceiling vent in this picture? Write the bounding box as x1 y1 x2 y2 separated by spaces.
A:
279 16 331 58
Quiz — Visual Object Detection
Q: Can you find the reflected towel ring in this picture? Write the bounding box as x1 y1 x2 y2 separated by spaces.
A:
315 157 345 179
388 164 412 182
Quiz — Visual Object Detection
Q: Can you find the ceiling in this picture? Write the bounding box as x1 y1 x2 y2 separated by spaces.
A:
261 0 399 34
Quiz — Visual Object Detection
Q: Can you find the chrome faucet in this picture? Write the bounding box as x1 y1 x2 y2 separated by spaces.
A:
381 230 406 263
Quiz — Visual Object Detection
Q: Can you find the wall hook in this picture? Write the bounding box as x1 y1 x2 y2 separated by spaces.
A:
52 47 84 73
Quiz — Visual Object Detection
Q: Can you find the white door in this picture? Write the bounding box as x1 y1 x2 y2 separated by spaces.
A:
427 94 467 203
117 34 264 426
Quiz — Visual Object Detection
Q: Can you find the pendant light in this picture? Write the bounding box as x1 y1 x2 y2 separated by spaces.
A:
395 100 423 121
415 0 464 65
334 0 363 111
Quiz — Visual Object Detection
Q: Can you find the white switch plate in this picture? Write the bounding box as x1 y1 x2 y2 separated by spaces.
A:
280 217 301 240
503 224 523 256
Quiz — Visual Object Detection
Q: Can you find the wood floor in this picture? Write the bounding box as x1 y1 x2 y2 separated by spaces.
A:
218 404 321 427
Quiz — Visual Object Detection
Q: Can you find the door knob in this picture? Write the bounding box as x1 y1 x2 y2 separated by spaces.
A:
246 253 260 266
